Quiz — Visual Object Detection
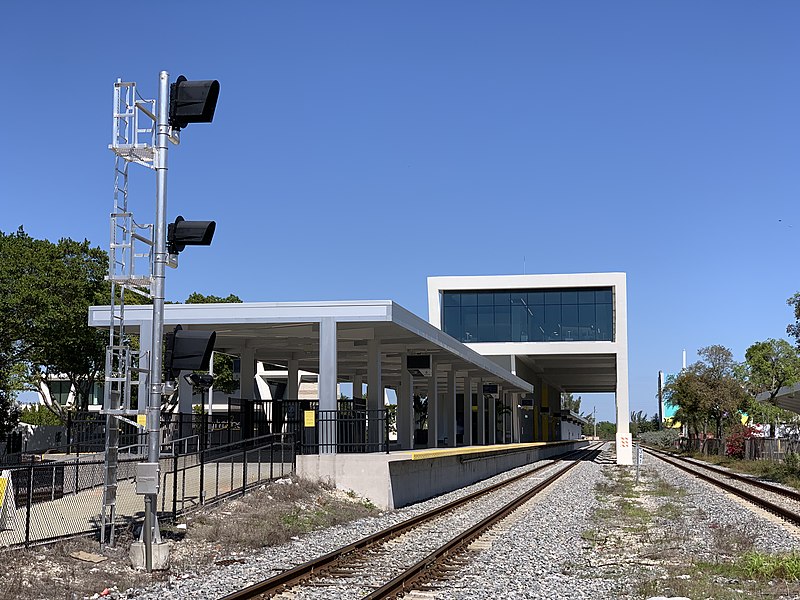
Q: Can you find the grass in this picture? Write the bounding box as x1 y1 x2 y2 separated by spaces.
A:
640 553 800 599
590 464 800 599
184 476 379 553
686 452 800 491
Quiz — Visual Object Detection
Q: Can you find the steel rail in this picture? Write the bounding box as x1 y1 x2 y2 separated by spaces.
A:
363 447 598 599
644 448 800 527
645 447 800 502
220 443 602 600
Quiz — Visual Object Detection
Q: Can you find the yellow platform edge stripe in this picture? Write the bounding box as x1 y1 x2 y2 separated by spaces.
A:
409 441 574 460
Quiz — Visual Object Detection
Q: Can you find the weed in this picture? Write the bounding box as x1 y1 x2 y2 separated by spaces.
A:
709 522 756 557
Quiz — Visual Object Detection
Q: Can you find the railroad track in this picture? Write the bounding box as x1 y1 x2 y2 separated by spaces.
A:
644 447 800 527
222 443 603 600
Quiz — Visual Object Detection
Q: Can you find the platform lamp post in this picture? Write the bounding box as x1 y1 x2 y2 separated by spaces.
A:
141 71 219 572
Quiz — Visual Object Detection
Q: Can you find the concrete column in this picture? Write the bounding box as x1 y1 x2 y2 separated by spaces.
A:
367 339 382 446
319 318 337 453
286 358 299 400
352 374 363 400
446 369 456 447
488 391 496 445
427 358 438 448
398 354 413 449
239 348 256 401
504 391 510 443
462 374 472 446
615 351 633 465
512 393 521 443
476 379 485 445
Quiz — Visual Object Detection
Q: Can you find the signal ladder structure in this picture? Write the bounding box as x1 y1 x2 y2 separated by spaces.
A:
101 80 157 548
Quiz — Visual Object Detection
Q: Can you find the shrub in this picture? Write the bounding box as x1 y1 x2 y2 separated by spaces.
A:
18 404 64 426
725 424 756 459
638 428 679 449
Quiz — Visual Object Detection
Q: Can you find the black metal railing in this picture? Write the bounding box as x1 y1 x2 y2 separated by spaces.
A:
0 432 294 549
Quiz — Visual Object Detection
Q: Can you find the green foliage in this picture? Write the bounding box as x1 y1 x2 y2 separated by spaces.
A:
0 228 107 425
739 551 800 581
742 338 800 403
595 420 616 439
19 404 64 426
630 410 657 436
185 292 242 304
561 392 582 414
664 345 748 440
184 292 243 395
638 428 679 448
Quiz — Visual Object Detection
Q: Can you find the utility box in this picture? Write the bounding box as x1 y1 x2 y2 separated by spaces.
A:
135 463 160 495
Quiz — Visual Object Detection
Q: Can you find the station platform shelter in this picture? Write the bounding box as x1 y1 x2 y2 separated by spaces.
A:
89 271 631 471
89 300 534 455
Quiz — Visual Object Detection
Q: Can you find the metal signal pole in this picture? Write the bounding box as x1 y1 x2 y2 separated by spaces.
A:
143 70 171 571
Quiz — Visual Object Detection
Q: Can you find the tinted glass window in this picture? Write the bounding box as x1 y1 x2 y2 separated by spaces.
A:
439 287 614 343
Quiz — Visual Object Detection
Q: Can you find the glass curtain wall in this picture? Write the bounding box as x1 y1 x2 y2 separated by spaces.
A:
442 288 613 343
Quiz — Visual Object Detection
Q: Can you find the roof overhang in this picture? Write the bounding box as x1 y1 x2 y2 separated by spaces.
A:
757 384 800 414
88 300 533 394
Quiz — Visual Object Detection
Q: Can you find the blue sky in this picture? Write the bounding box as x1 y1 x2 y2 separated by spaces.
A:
2 2 799 421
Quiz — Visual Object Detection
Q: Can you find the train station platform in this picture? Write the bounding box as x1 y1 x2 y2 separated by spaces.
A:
297 439 589 509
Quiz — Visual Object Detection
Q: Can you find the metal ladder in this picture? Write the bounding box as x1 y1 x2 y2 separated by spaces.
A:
100 80 157 548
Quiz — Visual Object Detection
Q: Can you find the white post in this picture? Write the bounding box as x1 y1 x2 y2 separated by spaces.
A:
239 348 256 400
488 391 496 445
427 358 438 448
398 354 414 449
367 339 382 446
286 358 300 400
319 318 338 453
462 374 472 446
476 379 485 445
447 369 456 447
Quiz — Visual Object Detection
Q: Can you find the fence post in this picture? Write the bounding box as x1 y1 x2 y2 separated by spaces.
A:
242 445 248 496
172 454 179 520
66 412 72 454
199 447 205 506
25 465 33 547
270 436 274 480
74 456 79 495
385 408 390 454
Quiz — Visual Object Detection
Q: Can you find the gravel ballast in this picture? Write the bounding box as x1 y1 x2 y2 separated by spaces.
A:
120 445 800 599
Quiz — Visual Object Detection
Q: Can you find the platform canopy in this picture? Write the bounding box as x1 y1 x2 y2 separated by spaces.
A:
757 384 800 415
88 300 534 394
514 353 617 393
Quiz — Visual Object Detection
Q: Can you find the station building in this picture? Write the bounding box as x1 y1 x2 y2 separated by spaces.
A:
88 271 632 484
427 273 631 463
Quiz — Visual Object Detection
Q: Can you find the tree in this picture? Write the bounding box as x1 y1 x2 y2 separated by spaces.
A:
663 345 748 446
185 292 242 304
630 410 655 436
184 291 243 395
742 339 800 404
737 339 800 436
561 392 583 414
595 421 616 440
0 228 107 422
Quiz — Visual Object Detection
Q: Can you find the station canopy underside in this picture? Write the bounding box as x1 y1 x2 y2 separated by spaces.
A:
515 353 617 393
88 301 533 395
758 383 800 415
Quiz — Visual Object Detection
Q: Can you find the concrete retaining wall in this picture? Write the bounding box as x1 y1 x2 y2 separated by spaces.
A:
297 441 587 509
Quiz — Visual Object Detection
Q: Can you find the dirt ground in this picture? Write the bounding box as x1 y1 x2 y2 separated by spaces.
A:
0 477 377 600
